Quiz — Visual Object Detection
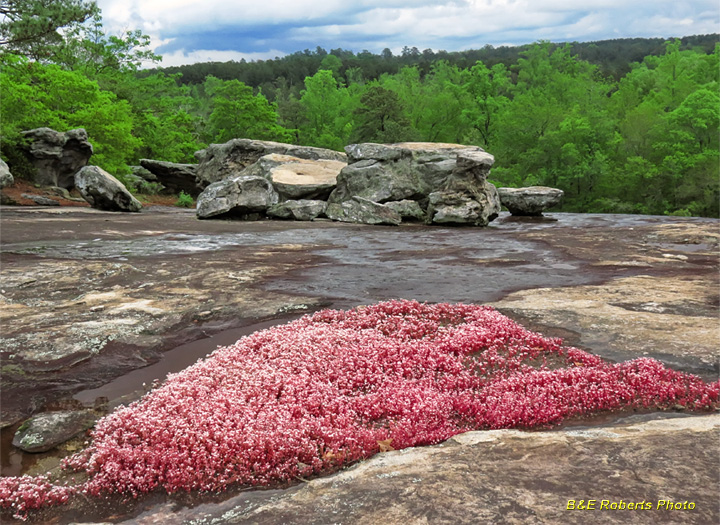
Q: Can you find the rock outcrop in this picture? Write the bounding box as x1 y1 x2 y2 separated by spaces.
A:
194 139 347 188
498 186 564 216
267 199 327 221
21 128 93 189
139 159 200 196
325 196 402 226
193 141 500 226
329 142 485 205
196 176 279 219
12 410 96 453
426 151 501 226
243 153 344 200
75 166 142 212
0 158 14 188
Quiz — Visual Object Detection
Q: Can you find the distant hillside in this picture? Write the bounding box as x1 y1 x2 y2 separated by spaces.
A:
148 34 719 95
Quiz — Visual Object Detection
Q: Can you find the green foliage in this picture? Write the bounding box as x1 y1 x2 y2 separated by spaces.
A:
175 191 194 208
0 55 139 176
0 0 99 59
1 5 717 220
203 76 291 144
352 85 414 143
298 69 355 150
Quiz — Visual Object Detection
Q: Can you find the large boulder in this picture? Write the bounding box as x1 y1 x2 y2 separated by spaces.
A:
498 186 564 216
196 176 279 219
325 196 402 226
194 139 346 188
75 166 142 212
426 151 501 226
21 128 93 188
139 159 200 197
0 158 13 188
328 142 484 204
242 153 345 200
267 199 327 221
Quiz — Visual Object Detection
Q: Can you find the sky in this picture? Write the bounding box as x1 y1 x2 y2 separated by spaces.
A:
95 0 719 67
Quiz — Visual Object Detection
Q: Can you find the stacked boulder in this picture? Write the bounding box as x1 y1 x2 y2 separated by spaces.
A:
196 140 502 226
195 140 346 219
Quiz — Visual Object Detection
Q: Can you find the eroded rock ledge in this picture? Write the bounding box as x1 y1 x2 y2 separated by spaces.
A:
122 414 720 524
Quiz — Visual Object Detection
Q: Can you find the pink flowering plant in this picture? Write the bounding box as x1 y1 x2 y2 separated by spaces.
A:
2 300 718 519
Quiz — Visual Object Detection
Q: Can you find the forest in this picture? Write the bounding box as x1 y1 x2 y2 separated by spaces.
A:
1 0 718 217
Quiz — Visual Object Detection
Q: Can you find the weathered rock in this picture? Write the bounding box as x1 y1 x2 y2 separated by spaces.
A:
131 165 157 181
21 193 60 206
326 196 401 226
0 157 13 188
242 153 344 200
384 199 426 221
195 139 346 188
75 166 142 212
498 186 564 216
196 176 279 219
12 410 96 453
330 142 484 204
132 414 720 525
267 199 327 221
21 128 93 188
140 159 200 196
426 151 501 225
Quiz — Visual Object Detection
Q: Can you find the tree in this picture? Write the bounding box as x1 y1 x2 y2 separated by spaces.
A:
0 54 139 176
298 69 355 150
203 77 291 144
0 0 99 59
352 85 414 143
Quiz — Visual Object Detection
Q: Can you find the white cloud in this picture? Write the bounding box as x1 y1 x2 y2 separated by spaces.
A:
95 0 719 65
158 48 287 67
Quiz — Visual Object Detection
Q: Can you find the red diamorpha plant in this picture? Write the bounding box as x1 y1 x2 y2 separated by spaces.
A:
2 300 718 519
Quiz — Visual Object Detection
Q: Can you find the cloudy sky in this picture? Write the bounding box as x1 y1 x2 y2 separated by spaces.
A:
95 0 719 67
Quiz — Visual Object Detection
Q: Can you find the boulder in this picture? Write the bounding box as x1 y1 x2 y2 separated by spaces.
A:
267 199 327 221
21 127 93 188
0 157 13 188
194 139 347 188
426 151 501 226
329 142 484 204
12 410 96 453
326 196 401 226
498 186 564 216
196 176 279 219
75 166 142 212
384 199 426 221
140 159 200 196
242 154 344 200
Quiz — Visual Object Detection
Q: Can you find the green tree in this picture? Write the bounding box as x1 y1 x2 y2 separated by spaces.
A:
351 85 414 143
0 55 140 175
298 69 354 150
0 0 99 59
203 76 291 143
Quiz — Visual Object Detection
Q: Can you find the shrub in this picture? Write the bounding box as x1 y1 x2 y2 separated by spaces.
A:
175 191 194 208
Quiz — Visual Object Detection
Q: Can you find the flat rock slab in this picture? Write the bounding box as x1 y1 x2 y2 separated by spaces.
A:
115 414 719 524
0 209 718 523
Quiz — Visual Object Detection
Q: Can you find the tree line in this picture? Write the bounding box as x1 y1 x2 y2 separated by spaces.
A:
1 0 718 216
